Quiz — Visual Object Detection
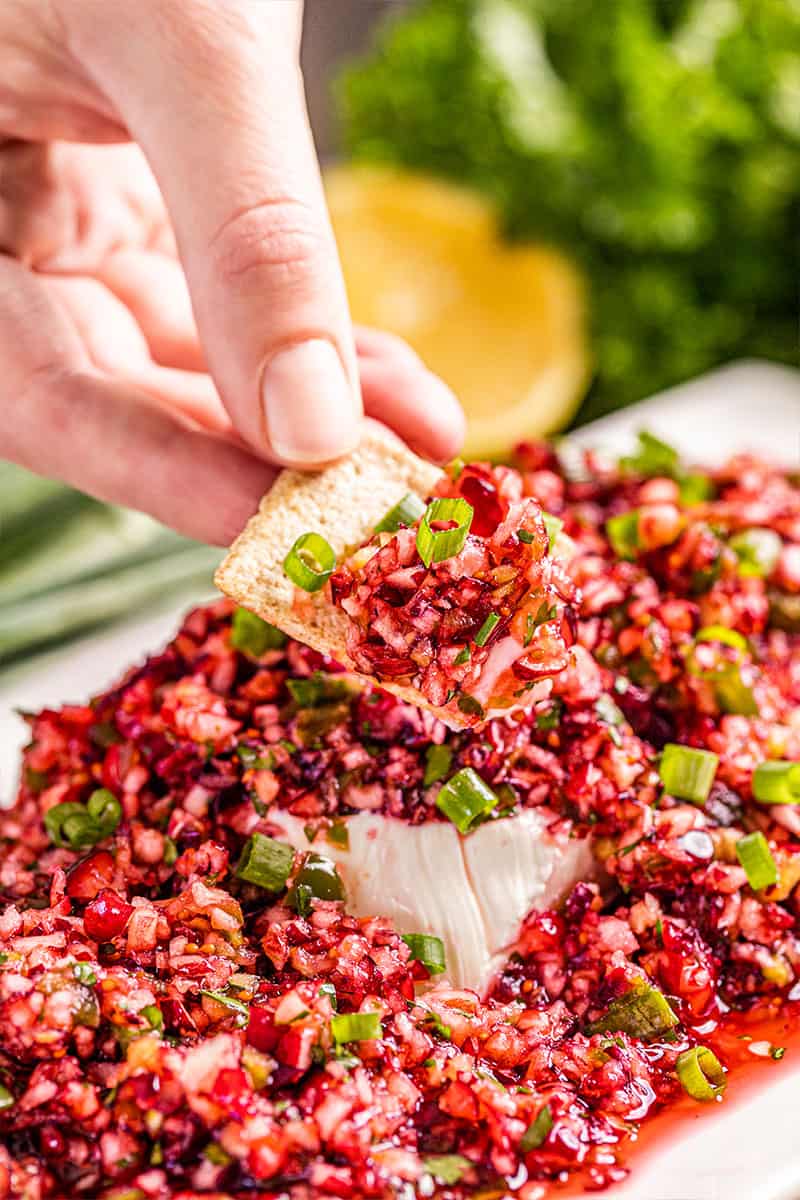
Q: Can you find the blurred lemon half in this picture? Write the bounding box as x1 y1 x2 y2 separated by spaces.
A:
325 166 591 458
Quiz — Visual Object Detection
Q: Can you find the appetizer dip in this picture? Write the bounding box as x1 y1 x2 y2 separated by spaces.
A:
1 435 800 1199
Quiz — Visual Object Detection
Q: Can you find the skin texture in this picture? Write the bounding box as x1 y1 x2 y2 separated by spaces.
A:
0 0 464 545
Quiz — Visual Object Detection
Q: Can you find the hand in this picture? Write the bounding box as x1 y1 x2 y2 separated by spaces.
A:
0 1 464 545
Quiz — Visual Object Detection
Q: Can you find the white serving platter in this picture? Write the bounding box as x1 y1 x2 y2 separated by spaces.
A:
0 359 798 1200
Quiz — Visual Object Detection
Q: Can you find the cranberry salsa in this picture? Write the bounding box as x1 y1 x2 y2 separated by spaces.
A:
2 434 800 1199
324 465 576 723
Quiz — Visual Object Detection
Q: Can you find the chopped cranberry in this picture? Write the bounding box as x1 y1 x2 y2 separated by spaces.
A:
246 1005 279 1053
66 849 116 900
83 889 133 941
459 466 507 537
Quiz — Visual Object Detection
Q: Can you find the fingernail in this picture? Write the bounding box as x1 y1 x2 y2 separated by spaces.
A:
261 339 360 464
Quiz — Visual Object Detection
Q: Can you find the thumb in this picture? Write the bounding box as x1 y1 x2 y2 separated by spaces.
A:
71 0 361 467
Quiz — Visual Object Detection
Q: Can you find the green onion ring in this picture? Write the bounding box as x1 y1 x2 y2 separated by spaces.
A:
735 830 778 891
416 498 474 568
753 760 800 806
374 492 426 533
676 1046 726 1102
86 788 122 836
283 532 336 593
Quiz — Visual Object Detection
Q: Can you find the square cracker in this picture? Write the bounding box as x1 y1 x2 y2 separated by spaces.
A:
214 421 462 717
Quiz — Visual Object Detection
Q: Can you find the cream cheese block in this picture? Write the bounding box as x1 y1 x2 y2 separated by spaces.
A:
265 808 594 991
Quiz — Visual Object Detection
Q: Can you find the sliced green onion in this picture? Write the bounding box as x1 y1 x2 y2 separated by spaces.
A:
326 820 349 850
586 979 678 1039
435 768 498 834
730 528 782 578
330 1010 381 1043
44 802 100 849
606 510 639 560
453 645 471 666
735 831 778 891
694 625 750 658
678 473 715 506
283 532 336 593
456 694 485 718
520 1103 553 1152
689 627 758 716
422 1155 472 1185
200 991 250 1024
517 528 535 544
542 512 563 551
423 744 453 787
73 962 97 985
659 743 718 805
676 1045 726 1102
0 1085 14 1111
86 789 122 837
235 833 294 891
231 607 286 656
474 613 500 647
752 761 800 806
374 492 426 533
416 498 473 568
595 694 625 728
141 1004 163 1031
620 431 679 478
318 982 337 1009
287 672 356 707
288 853 345 912
402 933 446 975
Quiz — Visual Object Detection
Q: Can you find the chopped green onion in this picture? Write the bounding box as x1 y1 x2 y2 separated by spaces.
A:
374 492 426 533
326 820 349 850
287 672 356 707
200 991 250 1023
620 431 679 479
752 761 800 806
423 744 453 787
586 979 678 1040
542 511 563 551
606 510 639 560
319 982 337 1008
288 853 345 912
422 1155 472 1185
73 962 97 985
235 833 294 891
694 625 750 658
659 743 718 805
86 789 122 837
402 933 446 975
436 768 499 834
520 1103 553 1152
230 607 286 655
517 528 535 544
44 802 104 849
595 694 625 728
474 613 500 647
204 1142 233 1166
689 627 758 716
678 473 715 506
676 1045 726 1102
416 498 473 568
456 694 485 718
730 528 782 578
330 1010 381 1043
141 1004 163 1031
735 831 778 891
0 1085 13 1111
453 645 471 666
283 532 336 593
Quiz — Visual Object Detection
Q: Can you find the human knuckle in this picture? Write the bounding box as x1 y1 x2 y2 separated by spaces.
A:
208 197 330 291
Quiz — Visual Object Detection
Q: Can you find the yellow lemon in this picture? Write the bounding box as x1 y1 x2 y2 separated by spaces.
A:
325 166 591 458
